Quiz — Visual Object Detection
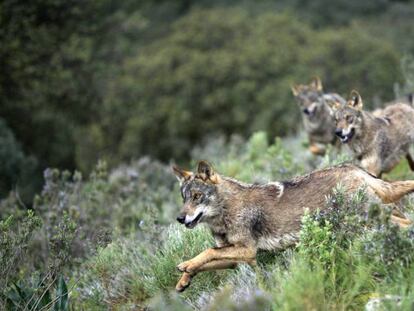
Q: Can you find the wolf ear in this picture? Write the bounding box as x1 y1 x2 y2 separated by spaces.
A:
291 84 300 96
348 90 363 110
172 165 193 183
196 160 220 183
310 76 323 92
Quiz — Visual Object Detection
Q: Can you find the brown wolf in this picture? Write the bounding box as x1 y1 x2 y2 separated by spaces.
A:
291 77 346 155
172 161 413 292
331 90 414 177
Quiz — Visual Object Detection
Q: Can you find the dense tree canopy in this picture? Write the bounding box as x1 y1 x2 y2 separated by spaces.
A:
0 0 413 201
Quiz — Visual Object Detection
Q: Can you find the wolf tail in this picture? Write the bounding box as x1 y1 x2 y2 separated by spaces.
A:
366 175 414 204
364 175 414 227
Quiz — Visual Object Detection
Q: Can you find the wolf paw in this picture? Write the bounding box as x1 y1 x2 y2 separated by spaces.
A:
175 273 191 292
177 260 193 272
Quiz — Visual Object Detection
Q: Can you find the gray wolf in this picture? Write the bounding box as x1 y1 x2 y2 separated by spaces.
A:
331 90 414 177
291 77 346 155
172 161 413 291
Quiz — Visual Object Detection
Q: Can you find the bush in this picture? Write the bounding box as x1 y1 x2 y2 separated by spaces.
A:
0 210 42 289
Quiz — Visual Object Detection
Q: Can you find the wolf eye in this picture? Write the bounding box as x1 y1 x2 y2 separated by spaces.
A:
346 115 354 123
193 193 202 200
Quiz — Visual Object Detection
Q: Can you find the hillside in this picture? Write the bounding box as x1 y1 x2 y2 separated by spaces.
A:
2 132 414 310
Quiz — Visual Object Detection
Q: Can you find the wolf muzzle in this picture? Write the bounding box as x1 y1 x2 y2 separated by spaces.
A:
176 215 186 224
335 128 355 143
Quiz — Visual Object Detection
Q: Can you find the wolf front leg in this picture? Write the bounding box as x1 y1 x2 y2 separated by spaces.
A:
175 260 239 292
177 245 257 274
309 142 326 156
406 153 414 171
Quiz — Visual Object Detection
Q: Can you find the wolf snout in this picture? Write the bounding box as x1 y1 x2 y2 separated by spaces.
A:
303 108 310 115
176 214 186 224
335 129 343 138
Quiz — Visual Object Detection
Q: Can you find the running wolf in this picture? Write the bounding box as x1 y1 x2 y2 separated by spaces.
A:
172 161 413 291
291 77 346 155
332 90 414 177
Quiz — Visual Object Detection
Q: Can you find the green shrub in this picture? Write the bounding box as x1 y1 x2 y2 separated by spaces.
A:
0 210 42 289
269 258 327 311
298 210 335 268
359 224 414 274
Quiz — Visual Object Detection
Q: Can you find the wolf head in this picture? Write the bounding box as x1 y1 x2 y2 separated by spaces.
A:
172 161 222 229
331 90 364 143
291 77 324 118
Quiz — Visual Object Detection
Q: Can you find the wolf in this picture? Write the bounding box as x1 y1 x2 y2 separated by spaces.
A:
372 92 414 117
172 161 413 292
331 90 414 177
291 77 346 155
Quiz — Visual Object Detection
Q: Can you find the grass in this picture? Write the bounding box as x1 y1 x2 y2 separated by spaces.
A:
3 131 414 310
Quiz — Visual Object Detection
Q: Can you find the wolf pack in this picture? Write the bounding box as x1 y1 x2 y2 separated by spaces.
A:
171 77 414 292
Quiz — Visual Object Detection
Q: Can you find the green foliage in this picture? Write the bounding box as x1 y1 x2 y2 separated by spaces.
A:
298 210 335 268
269 258 327 310
2 0 414 309
359 224 414 273
91 8 402 164
292 0 390 27
0 210 42 289
4 275 69 311
295 186 368 269
0 118 38 202
1 0 412 198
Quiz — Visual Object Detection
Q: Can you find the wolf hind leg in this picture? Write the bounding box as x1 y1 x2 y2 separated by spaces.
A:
406 153 414 171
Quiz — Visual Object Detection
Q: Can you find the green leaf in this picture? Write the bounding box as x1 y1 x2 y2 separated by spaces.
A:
54 275 69 311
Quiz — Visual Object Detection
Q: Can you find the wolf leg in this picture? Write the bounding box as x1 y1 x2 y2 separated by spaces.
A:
309 143 326 156
177 245 256 273
175 260 239 292
175 272 192 292
390 215 412 228
406 153 414 171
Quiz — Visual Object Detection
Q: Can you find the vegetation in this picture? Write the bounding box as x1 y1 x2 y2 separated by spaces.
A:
1 132 414 310
2 0 414 309
1 0 414 199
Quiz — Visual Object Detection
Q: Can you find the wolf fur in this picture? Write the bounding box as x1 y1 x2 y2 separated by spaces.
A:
172 161 413 291
331 90 414 177
291 77 346 155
